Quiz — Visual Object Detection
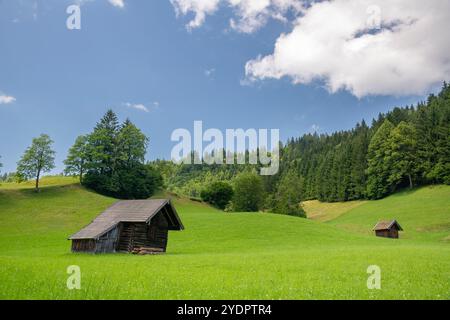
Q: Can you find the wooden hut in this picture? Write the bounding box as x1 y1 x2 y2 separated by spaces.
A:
69 199 184 254
373 220 403 239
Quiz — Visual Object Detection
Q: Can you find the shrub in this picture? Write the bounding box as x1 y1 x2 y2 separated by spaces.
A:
232 172 264 212
115 165 162 199
201 181 234 210
270 171 306 218
83 164 162 199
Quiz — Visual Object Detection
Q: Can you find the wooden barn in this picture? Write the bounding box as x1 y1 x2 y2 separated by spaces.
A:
373 220 403 239
69 199 184 254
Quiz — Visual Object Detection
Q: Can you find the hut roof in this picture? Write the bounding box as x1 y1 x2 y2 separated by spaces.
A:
373 220 403 231
69 199 184 240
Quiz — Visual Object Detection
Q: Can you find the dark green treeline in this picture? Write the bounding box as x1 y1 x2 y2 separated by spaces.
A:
156 83 450 203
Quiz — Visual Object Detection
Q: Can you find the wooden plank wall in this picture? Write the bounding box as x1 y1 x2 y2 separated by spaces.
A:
71 210 172 254
375 229 399 239
117 212 169 253
72 239 96 253
95 226 120 253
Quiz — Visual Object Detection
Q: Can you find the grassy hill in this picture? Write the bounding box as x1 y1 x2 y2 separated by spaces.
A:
0 177 449 299
305 185 450 243
303 199 367 222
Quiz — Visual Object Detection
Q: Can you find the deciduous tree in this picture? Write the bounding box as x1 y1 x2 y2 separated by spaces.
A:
271 170 306 217
232 172 264 212
201 181 234 210
117 119 148 168
387 122 418 189
366 120 395 199
64 135 88 182
17 134 55 191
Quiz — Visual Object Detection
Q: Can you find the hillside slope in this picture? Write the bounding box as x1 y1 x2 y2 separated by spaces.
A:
0 177 449 299
304 185 450 242
0 177 367 256
303 200 367 222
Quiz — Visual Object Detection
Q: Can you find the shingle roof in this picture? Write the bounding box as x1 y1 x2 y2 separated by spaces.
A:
69 199 183 240
373 220 403 231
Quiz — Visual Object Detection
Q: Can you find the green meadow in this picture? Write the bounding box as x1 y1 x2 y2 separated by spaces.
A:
0 177 449 300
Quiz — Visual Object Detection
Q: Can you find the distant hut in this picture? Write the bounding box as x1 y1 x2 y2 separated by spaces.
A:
69 199 184 254
373 220 403 239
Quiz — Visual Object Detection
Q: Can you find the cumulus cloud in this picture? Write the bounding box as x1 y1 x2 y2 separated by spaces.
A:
245 0 450 97
108 0 125 8
171 0 221 30
0 94 16 105
171 0 450 97
228 0 303 33
171 0 303 32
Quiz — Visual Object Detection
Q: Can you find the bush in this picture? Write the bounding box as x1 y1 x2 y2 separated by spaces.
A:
273 202 306 217
232 172 264 212
83 164 162 199
82 171 116 195
200 181 234 210
270 171 306 218
116 165 162 199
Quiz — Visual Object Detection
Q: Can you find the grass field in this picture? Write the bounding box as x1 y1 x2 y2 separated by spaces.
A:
0 177 449 299
303 199 367 222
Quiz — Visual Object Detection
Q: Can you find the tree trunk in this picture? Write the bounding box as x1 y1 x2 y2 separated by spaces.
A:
35 169 41 192
408 174 413 189
79 166 83 184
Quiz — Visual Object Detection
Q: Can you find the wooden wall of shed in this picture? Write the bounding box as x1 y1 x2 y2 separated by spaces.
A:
117 211 169 253
72 239 96 253
148 211 169 250
375 229 399 239
95 226 120 253
389 229 399 238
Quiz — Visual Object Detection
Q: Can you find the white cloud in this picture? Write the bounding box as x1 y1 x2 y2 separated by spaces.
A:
171 0 221 30
152 101 160 109
124 102 149 113
228 0 303 33
0 94 16 105
123 101 160 113
108 0 125 8
171 0 302 32
171 0 450 97
245 0 450 97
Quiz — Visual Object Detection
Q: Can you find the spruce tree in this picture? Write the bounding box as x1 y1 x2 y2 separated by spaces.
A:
86 109 119 175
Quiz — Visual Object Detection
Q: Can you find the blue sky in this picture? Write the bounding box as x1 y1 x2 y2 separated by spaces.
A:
0 0 446 173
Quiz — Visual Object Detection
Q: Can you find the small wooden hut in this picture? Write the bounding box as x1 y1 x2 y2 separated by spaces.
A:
373 220 403 239
69 199 184 254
